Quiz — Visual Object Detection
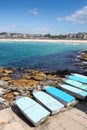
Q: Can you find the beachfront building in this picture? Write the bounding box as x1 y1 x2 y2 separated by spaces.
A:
0 32 87 40
83 34 87 40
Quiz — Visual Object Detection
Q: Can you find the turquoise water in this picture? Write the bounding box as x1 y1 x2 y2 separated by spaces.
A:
0 41 87 72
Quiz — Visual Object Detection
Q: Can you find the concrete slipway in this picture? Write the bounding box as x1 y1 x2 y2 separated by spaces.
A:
0 103 87 130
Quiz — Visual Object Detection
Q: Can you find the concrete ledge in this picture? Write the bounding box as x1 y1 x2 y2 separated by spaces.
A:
0 107 87 130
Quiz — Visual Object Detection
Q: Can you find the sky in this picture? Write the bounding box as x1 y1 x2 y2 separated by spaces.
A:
0 0 87 34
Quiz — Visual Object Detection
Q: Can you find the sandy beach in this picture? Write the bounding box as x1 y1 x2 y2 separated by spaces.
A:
0 39 87 43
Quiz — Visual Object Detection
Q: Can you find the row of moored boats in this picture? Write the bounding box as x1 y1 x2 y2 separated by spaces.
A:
15 73 87 126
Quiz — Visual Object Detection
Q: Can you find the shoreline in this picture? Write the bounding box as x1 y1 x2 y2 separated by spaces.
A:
0 39 87 43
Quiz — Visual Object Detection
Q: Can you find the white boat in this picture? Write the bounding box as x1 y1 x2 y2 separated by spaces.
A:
16 97 50 126
33 91 64 115
72 73 87 79
62 78 87 92
59 84 87 100
66 74 87 84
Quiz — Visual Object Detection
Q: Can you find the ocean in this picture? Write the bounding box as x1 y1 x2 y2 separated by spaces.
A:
0 41 87 72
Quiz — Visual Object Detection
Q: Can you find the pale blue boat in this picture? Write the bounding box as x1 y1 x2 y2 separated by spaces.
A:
16 97 50 126
44 86 75 106
33 91 64 115
66 74 87 84
59 84 87 100
62 78 87 91
72 73 87 79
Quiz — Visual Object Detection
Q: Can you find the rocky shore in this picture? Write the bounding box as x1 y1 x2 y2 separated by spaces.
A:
0 67 64 110
75 50 87 73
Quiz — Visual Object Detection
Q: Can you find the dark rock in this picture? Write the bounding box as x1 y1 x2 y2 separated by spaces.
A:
54 69 72 77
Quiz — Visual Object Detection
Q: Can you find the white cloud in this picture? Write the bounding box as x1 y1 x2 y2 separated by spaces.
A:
56 5 87 24
34 26 51 33
0 24 17 32
28 25 51 34
0 24 51 34
10 24 16 28
28 8 38 15
56 17 63 21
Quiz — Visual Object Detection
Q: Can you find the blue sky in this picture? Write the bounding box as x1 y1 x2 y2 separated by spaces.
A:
0 0 87 34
